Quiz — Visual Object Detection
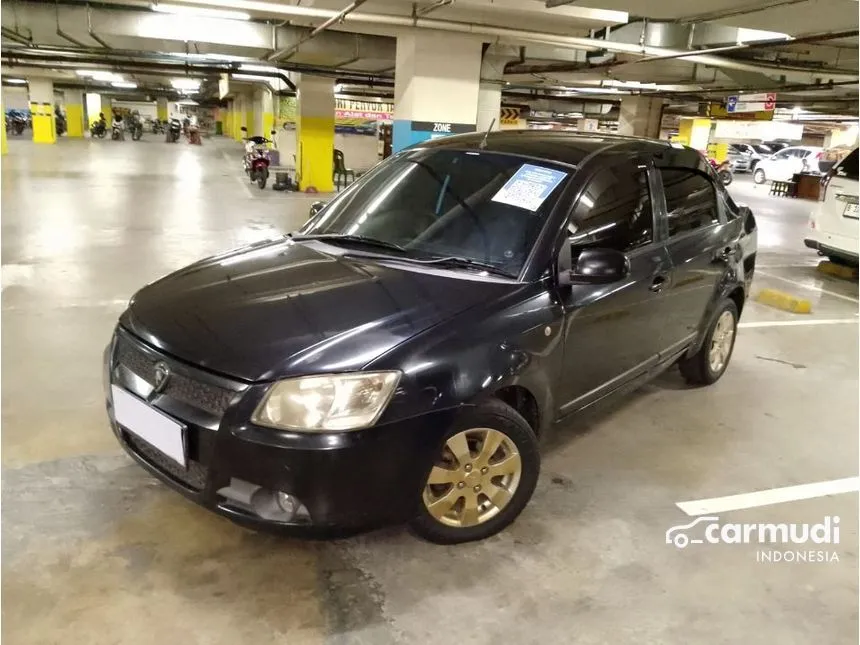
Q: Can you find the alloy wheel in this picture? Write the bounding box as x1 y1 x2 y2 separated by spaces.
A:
422 427 522 528
708 310 735 374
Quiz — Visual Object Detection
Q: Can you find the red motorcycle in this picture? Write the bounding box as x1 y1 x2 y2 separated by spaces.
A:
708 157 733 186
243 135 273 189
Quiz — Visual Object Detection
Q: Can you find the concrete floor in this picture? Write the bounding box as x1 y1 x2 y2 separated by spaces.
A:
2 138 857 645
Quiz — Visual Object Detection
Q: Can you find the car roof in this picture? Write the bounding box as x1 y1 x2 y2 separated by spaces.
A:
415 130 673 168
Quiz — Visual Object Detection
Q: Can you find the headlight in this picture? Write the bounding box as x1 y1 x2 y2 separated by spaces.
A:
251 372 401 431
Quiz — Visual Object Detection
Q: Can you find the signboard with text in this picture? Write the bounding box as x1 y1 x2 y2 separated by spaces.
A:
726 92 776 114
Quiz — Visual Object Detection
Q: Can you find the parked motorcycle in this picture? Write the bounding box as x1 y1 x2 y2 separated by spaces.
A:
166 118 182 143
243 134 274 189
6 111 26 135
708 157 733 186
111 121 125 141
130 120 144 141
90 118 107 138
151 119 165 135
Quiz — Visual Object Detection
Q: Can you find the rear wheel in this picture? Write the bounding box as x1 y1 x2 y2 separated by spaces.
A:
679 299 738 386
257 168 268 189
410 399 539 544
753 168 766 184
718 169 733 186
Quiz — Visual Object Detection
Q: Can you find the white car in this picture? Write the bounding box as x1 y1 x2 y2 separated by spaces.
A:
753 146 824 184
806 148 859 265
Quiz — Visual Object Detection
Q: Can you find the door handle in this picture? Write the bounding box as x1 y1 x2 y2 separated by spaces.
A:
649 275 668 292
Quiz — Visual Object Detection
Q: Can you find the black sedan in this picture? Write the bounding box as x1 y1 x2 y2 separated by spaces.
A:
104 131 757 543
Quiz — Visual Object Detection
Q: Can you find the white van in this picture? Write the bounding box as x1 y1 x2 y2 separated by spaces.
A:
805 148 859 265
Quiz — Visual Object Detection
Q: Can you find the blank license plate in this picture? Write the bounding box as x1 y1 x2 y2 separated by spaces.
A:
844 203 859 219
112 385 186 466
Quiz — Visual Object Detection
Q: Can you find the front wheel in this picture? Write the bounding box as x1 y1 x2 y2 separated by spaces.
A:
718 169 733 186
753 168 766 184
410 399 540 544
679 299 739 386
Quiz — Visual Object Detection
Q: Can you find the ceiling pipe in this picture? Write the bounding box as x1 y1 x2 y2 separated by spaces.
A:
267 0 369 61
676 0 811 24
55 0 87 48
177 0 857 80
1 27 33 46
415 0 454 18
629 29 860 65
87 4 111 49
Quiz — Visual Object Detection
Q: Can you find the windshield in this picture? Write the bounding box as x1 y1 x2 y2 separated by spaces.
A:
299 148 571 277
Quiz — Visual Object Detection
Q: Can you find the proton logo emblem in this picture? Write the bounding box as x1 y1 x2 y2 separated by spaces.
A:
152 361 171 396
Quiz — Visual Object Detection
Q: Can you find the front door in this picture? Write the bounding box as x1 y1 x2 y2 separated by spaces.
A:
557 159 673 416
658 167 730 347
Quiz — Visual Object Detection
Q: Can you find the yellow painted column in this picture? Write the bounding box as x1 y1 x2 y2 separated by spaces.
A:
28 79 56 144
64 89 85 138
296 75 335 193
2 102 8 155
263 112 274 139
86 93 102 126
245 109 254 136
674 118 711 151
30 102 56 144
157 97 168 121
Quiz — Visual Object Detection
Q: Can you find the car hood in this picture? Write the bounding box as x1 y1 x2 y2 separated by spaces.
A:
121 238 515 382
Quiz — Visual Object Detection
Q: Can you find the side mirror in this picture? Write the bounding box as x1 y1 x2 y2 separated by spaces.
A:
558 244 629 286
309 201 326 219
271 130 277 136
241 126 248 132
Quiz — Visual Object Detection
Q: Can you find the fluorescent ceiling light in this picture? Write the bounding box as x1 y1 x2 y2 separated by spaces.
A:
5 78 27 84
171 78 201 90
151 3 251 20
231 73 274 82
239 64 280 73
111 81 138 89
78 70 125 82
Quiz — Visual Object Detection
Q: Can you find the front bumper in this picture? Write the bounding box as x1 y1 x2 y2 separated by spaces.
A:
106 328 456 537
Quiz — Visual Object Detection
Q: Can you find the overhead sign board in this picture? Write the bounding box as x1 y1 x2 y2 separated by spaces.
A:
726 92 776 113
708 103 773 121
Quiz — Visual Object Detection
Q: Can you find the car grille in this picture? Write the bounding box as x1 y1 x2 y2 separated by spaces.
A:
124 432 209 492
114 335 236 416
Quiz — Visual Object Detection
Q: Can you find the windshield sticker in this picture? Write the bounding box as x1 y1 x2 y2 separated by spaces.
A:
491 164 568 211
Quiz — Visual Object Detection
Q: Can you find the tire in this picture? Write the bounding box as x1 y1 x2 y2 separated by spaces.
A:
409 399 540 544
753 168 766 184
718 170 733 186
257 169 268 189
679 299 739 386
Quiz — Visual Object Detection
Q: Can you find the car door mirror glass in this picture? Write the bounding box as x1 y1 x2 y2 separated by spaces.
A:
569 248 630 285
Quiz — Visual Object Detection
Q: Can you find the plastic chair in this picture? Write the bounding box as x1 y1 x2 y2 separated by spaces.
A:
333 149 355 191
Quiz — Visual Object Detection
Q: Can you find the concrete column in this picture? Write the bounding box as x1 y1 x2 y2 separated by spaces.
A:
28 78 56 144
63 89 85 138
234 94 249 140
256 88 274 139
295 74 335 192
2 101 7 155
476 49 518 132
617 96 665 139
675 118 712 151
393 32 483 152
156 97 168 121
224 100 233 137
85 93 101 130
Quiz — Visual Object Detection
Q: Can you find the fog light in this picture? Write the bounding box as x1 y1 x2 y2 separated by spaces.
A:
276 492 298 516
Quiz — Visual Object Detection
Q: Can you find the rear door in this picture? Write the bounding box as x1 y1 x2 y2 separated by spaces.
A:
658 167 731 350
557 158 673 414
818 149 859 251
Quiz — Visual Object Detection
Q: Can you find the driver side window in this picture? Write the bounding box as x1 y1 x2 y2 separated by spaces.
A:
568 161 654 252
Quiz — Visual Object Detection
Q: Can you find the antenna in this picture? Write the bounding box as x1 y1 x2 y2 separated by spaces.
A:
478 118 496 149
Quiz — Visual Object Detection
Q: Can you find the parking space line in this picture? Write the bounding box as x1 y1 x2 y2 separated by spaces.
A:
756 270 859 303
739 319 859 328
677 477 860 516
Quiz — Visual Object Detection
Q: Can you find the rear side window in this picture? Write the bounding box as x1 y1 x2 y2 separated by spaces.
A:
836 149 859 180
660 169 719 237
568 161 653 252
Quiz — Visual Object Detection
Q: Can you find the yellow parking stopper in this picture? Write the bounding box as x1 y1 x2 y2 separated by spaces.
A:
816 261 859 281
753 288 812 314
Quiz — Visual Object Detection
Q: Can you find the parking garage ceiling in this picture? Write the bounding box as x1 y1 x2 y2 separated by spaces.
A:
1 0 857 114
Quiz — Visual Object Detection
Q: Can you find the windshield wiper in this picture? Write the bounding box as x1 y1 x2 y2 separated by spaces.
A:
290 233 408 253
417 256 515 278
